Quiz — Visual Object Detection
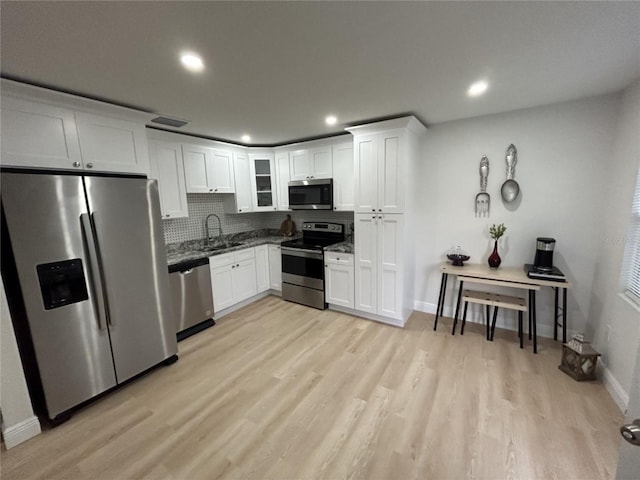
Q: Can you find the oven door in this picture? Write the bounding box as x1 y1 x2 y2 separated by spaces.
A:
281 247 324 290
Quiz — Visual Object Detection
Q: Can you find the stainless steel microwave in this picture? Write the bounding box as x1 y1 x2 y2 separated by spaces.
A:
288 179 333 210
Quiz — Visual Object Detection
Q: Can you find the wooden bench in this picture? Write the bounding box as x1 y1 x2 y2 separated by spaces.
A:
454 290 527 348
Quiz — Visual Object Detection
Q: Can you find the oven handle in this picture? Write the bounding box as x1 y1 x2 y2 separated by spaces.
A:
281 247 324 260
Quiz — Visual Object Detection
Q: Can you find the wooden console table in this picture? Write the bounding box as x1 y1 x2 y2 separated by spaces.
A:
433 263 572 353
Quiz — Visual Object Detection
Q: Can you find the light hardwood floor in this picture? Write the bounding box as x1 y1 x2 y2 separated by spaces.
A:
1 296 624 479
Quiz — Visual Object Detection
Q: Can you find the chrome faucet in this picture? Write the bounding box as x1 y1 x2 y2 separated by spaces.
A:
204 213 223 245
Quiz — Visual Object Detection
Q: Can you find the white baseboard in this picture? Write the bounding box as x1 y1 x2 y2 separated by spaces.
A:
2 415 41 449
328 305 406 328
598 360 629 413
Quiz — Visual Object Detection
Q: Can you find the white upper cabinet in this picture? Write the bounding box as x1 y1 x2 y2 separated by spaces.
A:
75 112 150 175
148 140 188 219
274 151 290 210
1 97 83 170
249 153 277 211
183 144 235 194
1 94 150 175
331 142 354 211
289 145 332 180
224 151 252 213
348 117 426 214
352 130 405 214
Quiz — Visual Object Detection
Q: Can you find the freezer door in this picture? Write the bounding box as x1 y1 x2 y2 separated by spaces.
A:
84 176 177 382
1 172 117 418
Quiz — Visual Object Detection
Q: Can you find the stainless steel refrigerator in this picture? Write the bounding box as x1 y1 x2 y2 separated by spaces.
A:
1 170 178 423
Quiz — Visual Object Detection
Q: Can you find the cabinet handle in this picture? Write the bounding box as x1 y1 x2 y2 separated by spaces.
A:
209 189 213 192
232 265 235 269
214 188 218 192
236 263 240 267
72 161 81 168
239 209 242 212
378 216 382 219
372 215 376 219
378 209 382 212
86 163 93 168
371 208 375 212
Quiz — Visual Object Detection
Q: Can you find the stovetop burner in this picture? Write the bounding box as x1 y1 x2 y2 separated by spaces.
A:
281 222 345 251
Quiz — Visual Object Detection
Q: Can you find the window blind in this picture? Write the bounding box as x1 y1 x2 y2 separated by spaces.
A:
623 167 640 304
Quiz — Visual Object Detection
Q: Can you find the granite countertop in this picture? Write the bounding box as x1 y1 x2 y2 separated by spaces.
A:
324 240 355 254
166 229 300 267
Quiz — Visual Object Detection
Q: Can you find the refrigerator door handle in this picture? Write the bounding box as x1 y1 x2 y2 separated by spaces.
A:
80 213 109 330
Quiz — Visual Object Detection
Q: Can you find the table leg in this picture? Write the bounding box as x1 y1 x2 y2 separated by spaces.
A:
554 287 559 341
433 273 448 331
532 290 538 354
490 306 499 341
452 280 464 335
562 287 567 343
528 290 533 341
486 305 490 340
518 311 523 349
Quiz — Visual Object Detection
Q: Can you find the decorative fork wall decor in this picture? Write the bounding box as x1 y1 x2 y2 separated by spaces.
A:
475 155 490 217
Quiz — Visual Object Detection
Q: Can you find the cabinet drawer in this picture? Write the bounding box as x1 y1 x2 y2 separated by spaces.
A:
234 247 255 262
325 252 354 266
210 252 234 268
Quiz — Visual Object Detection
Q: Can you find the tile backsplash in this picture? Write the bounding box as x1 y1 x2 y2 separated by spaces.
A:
162 194 354 244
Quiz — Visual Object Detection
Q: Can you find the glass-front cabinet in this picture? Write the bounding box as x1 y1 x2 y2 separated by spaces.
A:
249 152 277 211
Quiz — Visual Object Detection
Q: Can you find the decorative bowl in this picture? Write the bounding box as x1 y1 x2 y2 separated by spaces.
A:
447 246 470 266
447 254 470 266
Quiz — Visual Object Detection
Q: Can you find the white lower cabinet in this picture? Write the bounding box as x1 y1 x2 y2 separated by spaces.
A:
354 213 404 320
255 245 269 293
268 244 282 291
210 248 257 312
325 252 354 309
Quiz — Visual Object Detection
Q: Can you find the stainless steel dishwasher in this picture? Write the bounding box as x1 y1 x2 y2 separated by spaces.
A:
168 257 215 341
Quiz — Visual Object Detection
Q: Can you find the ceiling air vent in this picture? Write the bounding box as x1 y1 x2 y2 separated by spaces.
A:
150 116 189 128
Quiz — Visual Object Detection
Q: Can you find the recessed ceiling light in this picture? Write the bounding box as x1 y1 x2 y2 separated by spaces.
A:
180 52 204 72
467 80 488 97
241 134 251 142
325 115 338 126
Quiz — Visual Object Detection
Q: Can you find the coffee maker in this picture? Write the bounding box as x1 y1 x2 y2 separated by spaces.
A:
533 237 555 272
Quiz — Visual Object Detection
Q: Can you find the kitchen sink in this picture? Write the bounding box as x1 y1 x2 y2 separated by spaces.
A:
197 241 244 252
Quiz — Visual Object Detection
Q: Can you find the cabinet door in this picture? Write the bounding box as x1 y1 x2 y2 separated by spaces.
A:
289 149 311 181
377 214 404 319
148 140 188 219
183 145 213 193
354 213 378 314
233 259 258 303
268 245 282 291
275 152 290 210
211 149 235 193
377 131 406 214
353 134 378 213
249 153 277 211
325 254 354 309
255 245 269 293
75 112 150 175
211 263 235 312
1 97 83 170
332 143 354 211
309 146 332 179
231 152 252 213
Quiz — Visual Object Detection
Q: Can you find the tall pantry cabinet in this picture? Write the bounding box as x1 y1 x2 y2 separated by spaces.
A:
346 116 426 326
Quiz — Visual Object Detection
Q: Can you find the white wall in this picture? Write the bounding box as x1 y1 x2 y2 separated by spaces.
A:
0 278 41 448
589 79 640 409
413 94 621 339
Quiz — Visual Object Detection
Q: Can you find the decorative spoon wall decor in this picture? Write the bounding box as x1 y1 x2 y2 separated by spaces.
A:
501 144 520 203
475 155 490 216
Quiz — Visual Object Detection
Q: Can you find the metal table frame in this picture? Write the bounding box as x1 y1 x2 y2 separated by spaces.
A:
433 263 571 353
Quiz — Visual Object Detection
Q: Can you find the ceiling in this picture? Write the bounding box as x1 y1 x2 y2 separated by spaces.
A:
1 1 639 146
